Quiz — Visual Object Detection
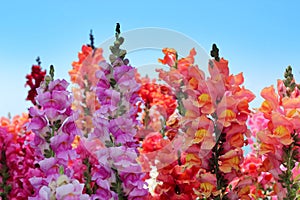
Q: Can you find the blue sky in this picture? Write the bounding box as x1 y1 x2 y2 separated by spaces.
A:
0 1 299 116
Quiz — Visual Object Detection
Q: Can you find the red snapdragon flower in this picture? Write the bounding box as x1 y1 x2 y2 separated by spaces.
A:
25 64 46 105
138 76 177 120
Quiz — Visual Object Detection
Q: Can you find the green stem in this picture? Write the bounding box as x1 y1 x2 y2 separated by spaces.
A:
143 106 150 130
82 75 92 137
212 139 224 199
280 131 300 200
286 148 293 196
50 124 55 157
282 143 297 200
83 158 93 195
111 168 127 200
0 150 12 200
44 120 59 158
177 90 186 116
177 150 182 166
210 114 227 200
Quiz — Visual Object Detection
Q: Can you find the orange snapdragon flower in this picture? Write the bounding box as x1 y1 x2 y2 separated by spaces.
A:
219 149 243 173
195 173 218 198
158 48 196 74
0 113 29 140
69 45 104 136
158 48 177 67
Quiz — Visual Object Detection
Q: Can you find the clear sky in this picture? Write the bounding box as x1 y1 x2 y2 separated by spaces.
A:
0 1 299 117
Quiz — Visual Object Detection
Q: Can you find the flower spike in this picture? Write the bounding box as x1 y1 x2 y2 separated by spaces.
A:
210 43 220 62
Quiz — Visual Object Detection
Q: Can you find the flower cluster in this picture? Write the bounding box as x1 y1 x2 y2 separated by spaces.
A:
89 30 148 199
138 76 177 120
25 58 46 105
0 114 39 199
137 48 201 199
143 44 255 199
69 43 103 136
2 25 300 199
27 74 89 199
249 66 300 199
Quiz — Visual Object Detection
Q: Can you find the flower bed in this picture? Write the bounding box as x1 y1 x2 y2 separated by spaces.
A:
0 25 299 200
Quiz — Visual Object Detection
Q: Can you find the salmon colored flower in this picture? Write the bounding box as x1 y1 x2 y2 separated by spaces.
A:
260 86 280 113
208 58 229 78
150 46 254 199
197 93 214 114
183 153 202 169
158 48 177 67
218 109 236 127
193 128 208 144
219 149 242 173
194 173 217 198
69 45 93 84
229 132 244 148
250 66 300 199
69 45 103 136
241 153 261 177
177 48 196 75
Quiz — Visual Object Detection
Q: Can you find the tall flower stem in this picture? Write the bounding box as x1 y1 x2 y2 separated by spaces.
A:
280 66 299 200
83 158 93 195
281 133 298 200
210 117 227 200
284 146 295 199
111 168 127 200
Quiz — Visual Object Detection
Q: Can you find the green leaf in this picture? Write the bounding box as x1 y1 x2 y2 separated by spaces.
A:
59 165 64 175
